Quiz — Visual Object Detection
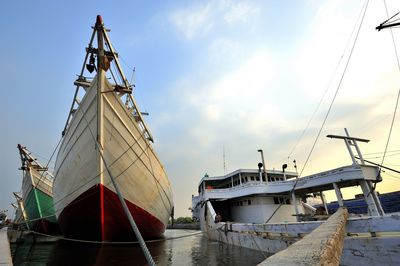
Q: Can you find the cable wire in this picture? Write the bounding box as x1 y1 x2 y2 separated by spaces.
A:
266 0 370 223
380 0 400 169
299 0 369 177
287 0 368 161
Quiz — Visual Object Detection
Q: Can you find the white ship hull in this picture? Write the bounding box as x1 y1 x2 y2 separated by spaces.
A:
54 75 173 241
199 201 400 265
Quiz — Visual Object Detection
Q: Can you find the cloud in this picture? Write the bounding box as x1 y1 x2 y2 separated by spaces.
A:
170 3 213 40
156 0 400 216
153 48 297 177
223 2 260 25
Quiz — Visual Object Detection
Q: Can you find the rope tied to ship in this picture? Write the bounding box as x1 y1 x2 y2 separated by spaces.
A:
10 228 202 245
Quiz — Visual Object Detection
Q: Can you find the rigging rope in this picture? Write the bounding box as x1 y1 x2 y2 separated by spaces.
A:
380 0 400 170
76 82 155 265
298 0 369 177
266 0 370 223
32 100 172 221
34 137 63 189
286 0 368 161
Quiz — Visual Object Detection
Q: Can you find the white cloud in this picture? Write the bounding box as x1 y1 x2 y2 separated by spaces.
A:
223 2 260 25
169 0 261 40
170 3 213 40
159 0 400 216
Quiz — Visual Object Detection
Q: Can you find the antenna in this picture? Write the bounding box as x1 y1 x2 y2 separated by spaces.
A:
130 67 136 88
223 145 226 174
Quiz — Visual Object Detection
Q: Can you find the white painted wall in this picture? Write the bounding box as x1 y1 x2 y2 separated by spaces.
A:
230 196 304 223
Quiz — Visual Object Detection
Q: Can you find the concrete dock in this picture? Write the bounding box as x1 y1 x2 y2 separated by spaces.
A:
259 207 348 266
0 228 13 265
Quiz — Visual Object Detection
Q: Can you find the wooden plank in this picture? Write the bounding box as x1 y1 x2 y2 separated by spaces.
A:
230 214 400 235
231 221 321 235
341 235 400 265
346 214 400 233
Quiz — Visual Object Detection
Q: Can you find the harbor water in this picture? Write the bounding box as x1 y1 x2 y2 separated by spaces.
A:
11 229 267 265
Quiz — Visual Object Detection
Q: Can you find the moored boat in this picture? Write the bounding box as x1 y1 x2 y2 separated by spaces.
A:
192 131 400 265
53 16 173 241
17 144 59 234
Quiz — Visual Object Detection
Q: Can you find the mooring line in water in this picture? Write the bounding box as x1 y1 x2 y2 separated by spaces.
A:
19 230 202 245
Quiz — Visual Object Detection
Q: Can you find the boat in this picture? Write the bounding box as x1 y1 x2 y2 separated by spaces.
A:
323 190 400 214
0 210 7 228
192 130 400 265
53 15 174 241
17 144 59 234
11 193 27 229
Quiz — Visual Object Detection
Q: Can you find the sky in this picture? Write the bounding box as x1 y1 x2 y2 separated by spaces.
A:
1 0 400 219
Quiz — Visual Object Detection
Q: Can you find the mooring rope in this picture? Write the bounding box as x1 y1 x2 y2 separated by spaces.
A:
9 228 202 245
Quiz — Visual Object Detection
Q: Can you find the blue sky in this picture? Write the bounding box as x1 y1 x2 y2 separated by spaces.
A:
1 0 400 218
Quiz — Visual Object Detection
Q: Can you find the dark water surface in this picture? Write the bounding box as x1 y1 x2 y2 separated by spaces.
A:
11 230 267 265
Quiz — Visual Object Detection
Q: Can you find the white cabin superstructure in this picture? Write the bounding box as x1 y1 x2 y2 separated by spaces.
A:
197 169 302 223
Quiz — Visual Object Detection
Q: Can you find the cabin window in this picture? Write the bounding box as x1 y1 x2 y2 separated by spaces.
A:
240 201 243 206
256 176 260 181
248 200 251 205
250 176 254 181
245 177 248 182
262 175 266 182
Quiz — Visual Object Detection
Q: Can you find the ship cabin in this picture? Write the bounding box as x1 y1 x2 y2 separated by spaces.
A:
198 169 298 194
196 169 312 223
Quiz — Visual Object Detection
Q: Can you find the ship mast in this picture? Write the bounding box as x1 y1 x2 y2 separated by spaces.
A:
62 16 154 142
95 16 105 196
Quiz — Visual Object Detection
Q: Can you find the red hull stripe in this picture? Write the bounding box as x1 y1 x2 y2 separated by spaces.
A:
58 184 165 241
100 183 105 240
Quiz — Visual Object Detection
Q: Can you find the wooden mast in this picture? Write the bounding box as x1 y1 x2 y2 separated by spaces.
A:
95 15 106 240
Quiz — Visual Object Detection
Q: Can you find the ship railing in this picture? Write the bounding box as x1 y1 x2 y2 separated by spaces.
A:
204 181 272 193
204 165 366 193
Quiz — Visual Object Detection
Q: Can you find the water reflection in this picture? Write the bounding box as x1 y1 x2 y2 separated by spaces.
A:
12 230 266 265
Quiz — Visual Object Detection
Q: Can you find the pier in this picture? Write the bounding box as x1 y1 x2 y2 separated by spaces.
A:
258 207 348 265
0 228 13 266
